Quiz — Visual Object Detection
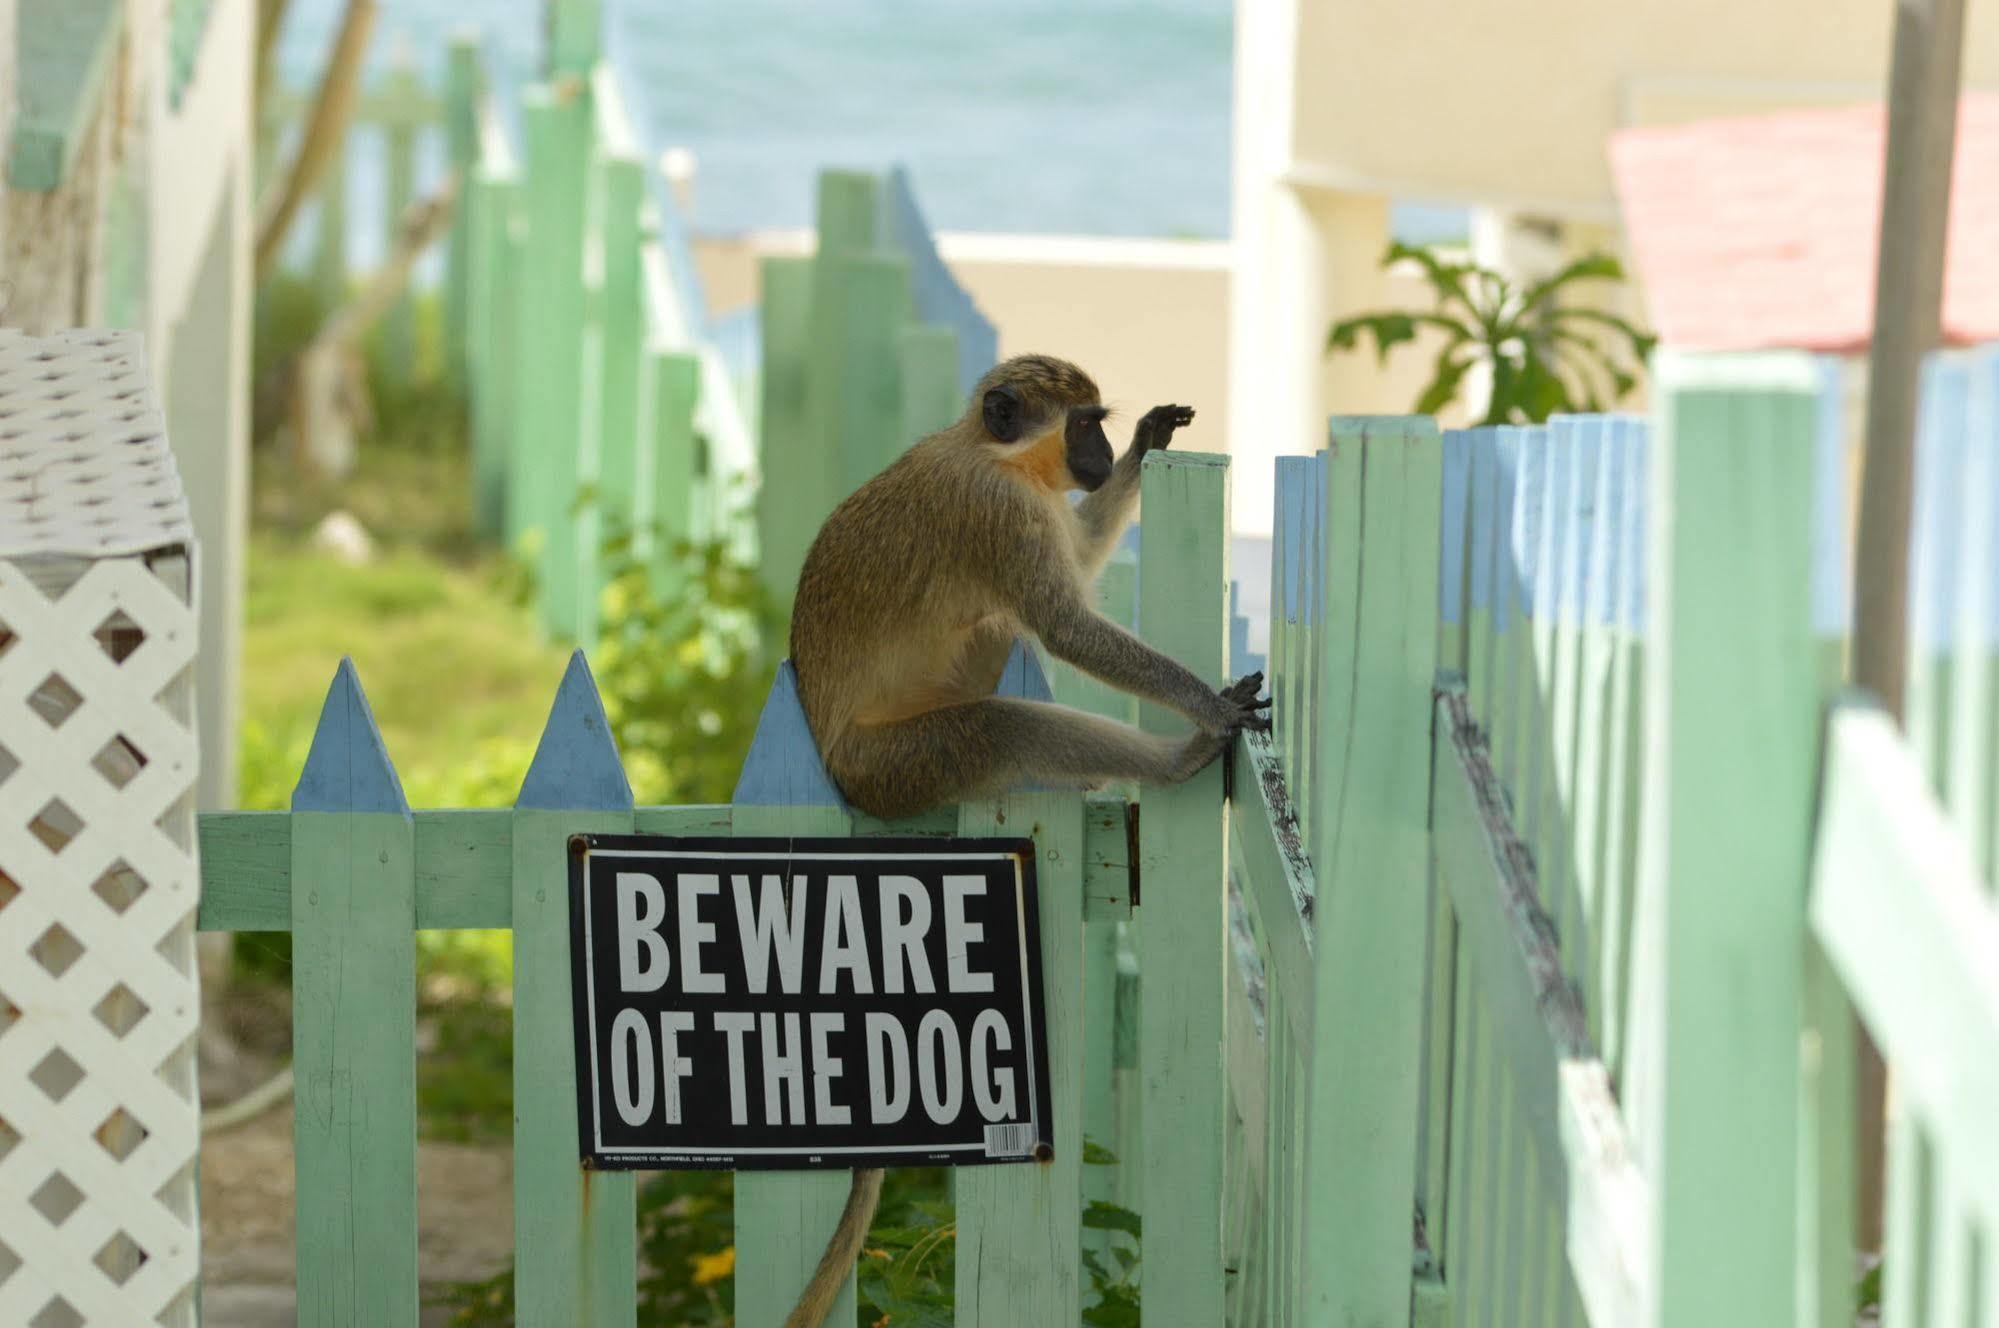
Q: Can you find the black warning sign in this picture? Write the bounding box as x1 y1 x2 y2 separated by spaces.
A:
567 835 1053 1171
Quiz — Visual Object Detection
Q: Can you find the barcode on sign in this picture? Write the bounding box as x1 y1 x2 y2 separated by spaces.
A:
984 1123 1035 1157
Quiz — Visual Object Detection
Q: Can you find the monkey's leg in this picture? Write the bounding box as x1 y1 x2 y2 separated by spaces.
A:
828 696 1219 819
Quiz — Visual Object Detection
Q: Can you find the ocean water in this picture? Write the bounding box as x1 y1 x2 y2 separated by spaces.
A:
273 0 1465 246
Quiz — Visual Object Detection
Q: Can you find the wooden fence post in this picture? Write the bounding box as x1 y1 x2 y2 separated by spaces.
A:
756 253 817 606
513 86 591 637
289 660 418 1326
443 35 480 384
1302 416 1441 1327
1136 450 1231 1325
379 52 425 382
597 155 648 542
512 652 639 1325
955 644 1089 1323
900 322 962 443
644 349 701 598
1636 352 1820 1328
830 255 912 497
467 165 519 538
729 665 862 1325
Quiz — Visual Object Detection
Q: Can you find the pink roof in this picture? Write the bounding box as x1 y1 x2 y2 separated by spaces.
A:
1607 96 1999 353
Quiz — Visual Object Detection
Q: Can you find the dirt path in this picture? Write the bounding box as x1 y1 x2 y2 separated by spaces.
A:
199 1101 514 1326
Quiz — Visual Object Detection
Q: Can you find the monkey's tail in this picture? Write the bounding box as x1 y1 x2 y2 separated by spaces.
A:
782 1167 886 1328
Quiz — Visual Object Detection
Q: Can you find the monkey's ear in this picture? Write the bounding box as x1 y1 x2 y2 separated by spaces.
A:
982 386 1024 442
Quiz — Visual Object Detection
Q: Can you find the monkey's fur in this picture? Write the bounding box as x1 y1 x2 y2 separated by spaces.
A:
792 353 1269 820
779 354 1268 1328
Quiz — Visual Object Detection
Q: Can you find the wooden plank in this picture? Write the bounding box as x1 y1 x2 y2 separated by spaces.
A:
1527 420 1571 907
1568 415 1625 1047
728 663 860 1326
1439 936 1476 1291
1547 417 1601 985
289 662 418 1326
1881 1116 1936 1327
1227 730 1314 1024
1136 451 1231 1326
1417 880 1456 1279
597 155 648 546
955 652 1087 1323
1798 935 1859 1328
1503 425 1548 846
1905 355 1971 784
1272 456 1311 786
643 351 702 600
1081 793 1137 920
1810 705 1999 1203
1302 416 1439 1326
756 254 820 606
900 323 962 444
1944 347 1999 877
1640 352 1820 1328
1486 428 1523 748
1465 428 1502 724
467 168 520 537
511 652 637 1326
1439 427 1473 672
443 37 481 383
834 255 915 493
512 88 592 638
1432 689 1649 1327
1598 417 1648 1081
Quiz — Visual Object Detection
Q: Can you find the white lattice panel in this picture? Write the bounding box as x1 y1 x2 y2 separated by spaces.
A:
0 332 200 1327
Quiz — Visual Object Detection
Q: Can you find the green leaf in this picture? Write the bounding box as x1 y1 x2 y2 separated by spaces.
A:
1856 1262 1884 1312
1381 240 1477 311
1414 354 1476 417
1083 1283 1143 1328
1513 351 1571 422
1082 1201 1143 1238
1517 252 1626 313
1083 1140 1119 1166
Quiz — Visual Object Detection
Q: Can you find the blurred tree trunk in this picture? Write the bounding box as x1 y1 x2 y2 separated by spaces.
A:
254 0 377 279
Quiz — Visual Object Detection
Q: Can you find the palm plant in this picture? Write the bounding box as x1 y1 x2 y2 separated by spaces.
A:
1326 241 1658 425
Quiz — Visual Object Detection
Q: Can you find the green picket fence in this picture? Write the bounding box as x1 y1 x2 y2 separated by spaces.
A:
191 344 1999 1321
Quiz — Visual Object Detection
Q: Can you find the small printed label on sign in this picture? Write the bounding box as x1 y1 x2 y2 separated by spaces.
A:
983 1123 1035 1158
567 834 1055 1172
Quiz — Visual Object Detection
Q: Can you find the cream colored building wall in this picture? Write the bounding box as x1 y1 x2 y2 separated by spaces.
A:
1290 1 1999 214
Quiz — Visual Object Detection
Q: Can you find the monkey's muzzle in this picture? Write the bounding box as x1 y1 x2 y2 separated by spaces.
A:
1066 406 1114 492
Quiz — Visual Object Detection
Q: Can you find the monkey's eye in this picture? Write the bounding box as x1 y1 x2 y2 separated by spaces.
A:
982 387 1023 442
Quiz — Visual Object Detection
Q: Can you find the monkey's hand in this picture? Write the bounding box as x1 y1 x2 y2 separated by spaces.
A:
1132 404 1195 456
1217 672 1273 734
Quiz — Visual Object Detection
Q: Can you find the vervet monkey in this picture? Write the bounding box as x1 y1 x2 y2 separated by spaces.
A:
779 353 1267 1327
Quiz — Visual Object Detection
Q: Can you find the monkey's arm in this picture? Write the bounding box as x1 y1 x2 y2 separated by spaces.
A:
1073 404 1193 578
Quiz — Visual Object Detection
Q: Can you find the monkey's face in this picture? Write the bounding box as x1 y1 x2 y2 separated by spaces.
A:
981 385 1113 492
1063 405 1114 492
